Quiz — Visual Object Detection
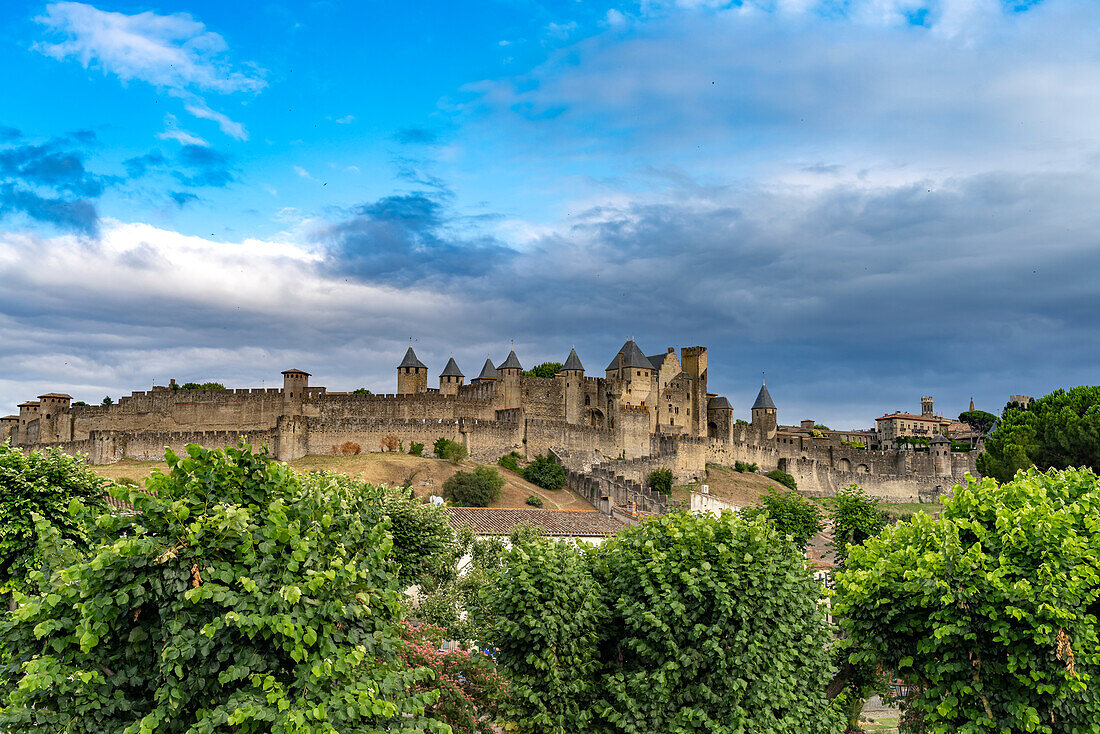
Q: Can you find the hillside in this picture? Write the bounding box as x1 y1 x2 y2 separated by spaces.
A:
669 463 789 508
91 452 596 511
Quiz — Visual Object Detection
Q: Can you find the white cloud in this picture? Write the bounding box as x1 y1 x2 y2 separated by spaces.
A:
293 165 315 180
157 114 209 146
35 2 264 138
334 115 356 124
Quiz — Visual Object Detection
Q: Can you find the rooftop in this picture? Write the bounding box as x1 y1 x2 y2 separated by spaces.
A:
475 357 499 380
751 383 776 411
37 393 73 399
497 350 523 371
877 413 947 422
562 347 584 372
281 368 311 376
398 347 428 370
440 357 464 378
444 507 625 537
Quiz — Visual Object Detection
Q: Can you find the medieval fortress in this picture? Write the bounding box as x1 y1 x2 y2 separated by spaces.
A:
2 341 979 514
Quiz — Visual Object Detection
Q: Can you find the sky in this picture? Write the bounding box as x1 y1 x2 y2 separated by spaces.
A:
1 0 1097 429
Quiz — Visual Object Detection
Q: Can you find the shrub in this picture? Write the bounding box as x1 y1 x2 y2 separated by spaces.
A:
767 468 797 490
114 476 139 487
835 468 1100 731
433 438 468 464
442 466 504 507
521 454 566 490
71 401 88 407
647 467 674 494
497 451 521 472
101 396 112 406
522 362 563 379
408 441 424 456
341 440 363 455
741 486 823 551
180 381 225 390
0 443 441 732
353 387 372 395
734 460 759 473
525 494 543 507
379 434 399 452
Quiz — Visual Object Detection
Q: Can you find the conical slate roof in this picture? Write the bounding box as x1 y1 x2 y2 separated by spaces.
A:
497 350 523 371
398 347 427 370
608 340 651 371
930 433 950 445
562 348 584 372
476 358 498 380
752 383 776 411
440 357 464 378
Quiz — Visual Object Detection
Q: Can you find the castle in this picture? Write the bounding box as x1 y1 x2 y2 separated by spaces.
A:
1 340 980 514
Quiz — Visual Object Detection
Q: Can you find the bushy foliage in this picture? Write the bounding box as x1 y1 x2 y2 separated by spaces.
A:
0 442 107 599
481 512 844 734
741 486 822 551
978 385 1100 482
413 531 507 645
524 494 543 507
646 467 674 494
827 484 887 568
815 424 831 431
0 443 445 733
733 460 758 473
408 441 424 456
835 468 1100 733
442 466 504 507
958 409 997 434
341 440 363 455
477 534 600 734
433 438 468 464
380 435 399 452
522 362 562 379
497 452 521 472
767 468 798 490
100 396 112 406
179 381 225 390
353 387 372 395
521 454 566 491
395 622 505 734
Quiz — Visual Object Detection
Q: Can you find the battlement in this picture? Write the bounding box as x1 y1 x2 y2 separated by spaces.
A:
680 346 706 356
620 404 650 415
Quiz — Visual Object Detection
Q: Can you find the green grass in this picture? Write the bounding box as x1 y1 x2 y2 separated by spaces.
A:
881 502 942 522
861 715 899 733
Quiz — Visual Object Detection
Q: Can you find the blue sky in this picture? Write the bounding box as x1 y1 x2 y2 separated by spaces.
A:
1 0 1097 428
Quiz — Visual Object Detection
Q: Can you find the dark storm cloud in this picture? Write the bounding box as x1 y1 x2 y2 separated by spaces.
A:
315 190 514 283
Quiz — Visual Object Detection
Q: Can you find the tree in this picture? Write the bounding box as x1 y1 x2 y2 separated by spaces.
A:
522 362 562 379
646 467 674 494
958 409 997 435
433 438 468 464
834 468 1100 733
740 486 823 551
0 443 446 733
0 442 107 602
180 382 226 390
767 468 798 490
100 396 112 406
443 466 504 507
978 386 1100 482
815 424 831 431
827 484 887 569
353 387 372 395
521 454 566 491
477 533 600 734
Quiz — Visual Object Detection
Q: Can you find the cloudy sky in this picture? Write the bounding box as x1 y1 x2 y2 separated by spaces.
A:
1 0 1096 428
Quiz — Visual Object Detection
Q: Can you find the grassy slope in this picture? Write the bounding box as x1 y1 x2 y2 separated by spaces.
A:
669 464 789 508
91 452 596 511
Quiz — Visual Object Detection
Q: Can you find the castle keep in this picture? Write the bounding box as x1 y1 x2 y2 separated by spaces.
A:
2 340 980 512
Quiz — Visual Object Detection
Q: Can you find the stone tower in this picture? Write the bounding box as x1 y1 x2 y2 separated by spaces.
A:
921 396 934 418
16 401 38 444
707 395 733 439
36 393 71 442
680 346 708 437
751 381 777 441
282 369 310 415
931 433 951 476
497 350 523 409
439 357 464 397
397 347 429 395
561 347 585 424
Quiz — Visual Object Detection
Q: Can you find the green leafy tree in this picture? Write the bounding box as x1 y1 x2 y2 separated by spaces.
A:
442 466 504 507
353 387 372 395
521 454 566 491
646 467 674 494
497 452 520 472
180 382 226 390
978 385 1100 482
741 486 822 551
477 533 600 734
815 424 831 431
827 484 887 569
0 442 107 603
835 468 1100 733
408 441 424 456
957 409 997 435
522 362 562 379
433 438 468 464
0 443 445 733
766 468 798 490
100 396 112 406
413 530 507 645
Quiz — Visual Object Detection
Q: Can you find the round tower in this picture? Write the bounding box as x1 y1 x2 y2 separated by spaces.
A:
397 347 429 395
281 369 311 416
561 347 585 424
497 350 523 408
931 433 951 476
750 381 778 441
439 357 465 397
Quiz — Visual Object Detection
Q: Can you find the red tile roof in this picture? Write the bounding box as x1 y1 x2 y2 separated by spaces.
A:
876 413 946 423
444 507 625 537
37 393 73 399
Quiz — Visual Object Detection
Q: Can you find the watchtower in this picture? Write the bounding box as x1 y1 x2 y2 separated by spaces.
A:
282 369 311 416
561 347 585 423
497 350 523 408
439 357 465 397
397 347 429 395
751 381 777 441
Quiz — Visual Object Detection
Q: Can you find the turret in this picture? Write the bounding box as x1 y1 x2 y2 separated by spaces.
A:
750 381 777 441
707 396 733 440
16 400 39 445
1 415 18 444
680 346 707 437
439 357 465 397
473 357 498 383
282 369 310 416
931 433 951 476
36 393 72 443
397 347 429 395
561 347 585 423
497 350 523 408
